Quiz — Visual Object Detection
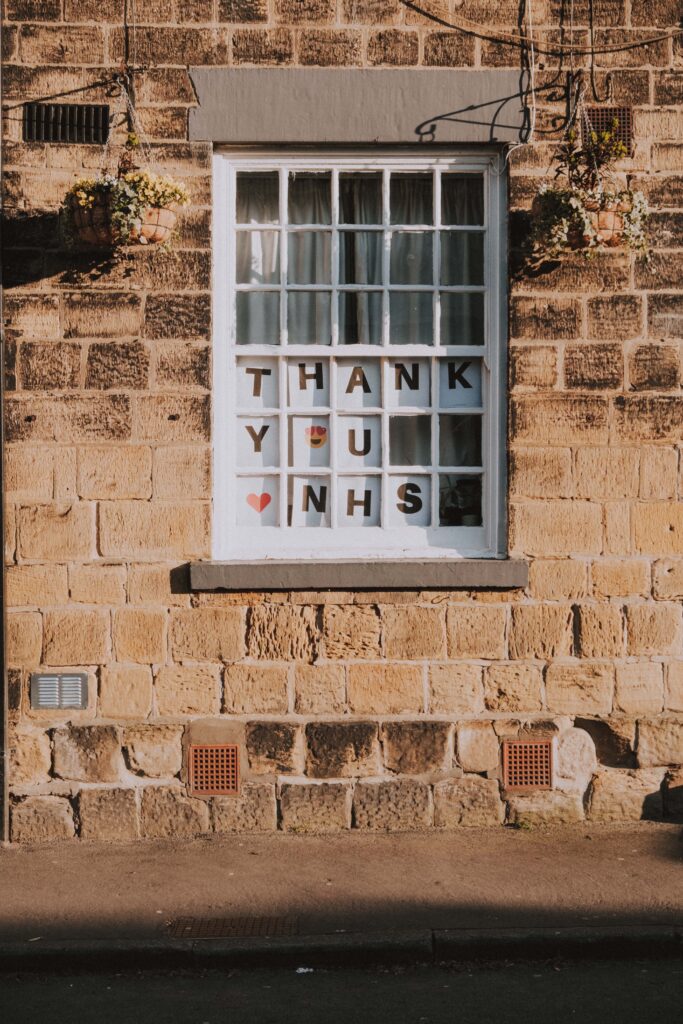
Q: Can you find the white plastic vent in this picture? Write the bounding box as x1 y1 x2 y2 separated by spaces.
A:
30 673 88 710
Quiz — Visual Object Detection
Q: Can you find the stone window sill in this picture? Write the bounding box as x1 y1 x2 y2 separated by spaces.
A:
189 559 528 592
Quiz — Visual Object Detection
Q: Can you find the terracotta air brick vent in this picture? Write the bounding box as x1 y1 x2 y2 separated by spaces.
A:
188 744 240 797
502 739 553 792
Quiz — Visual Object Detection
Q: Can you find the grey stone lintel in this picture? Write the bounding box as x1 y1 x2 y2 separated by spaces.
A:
188 68 526 145
190 559 528 592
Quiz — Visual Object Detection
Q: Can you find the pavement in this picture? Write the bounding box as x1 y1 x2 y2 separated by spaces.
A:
0 822 682 970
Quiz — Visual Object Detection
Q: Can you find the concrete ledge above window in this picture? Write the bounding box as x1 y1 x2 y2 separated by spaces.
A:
189 559 528 592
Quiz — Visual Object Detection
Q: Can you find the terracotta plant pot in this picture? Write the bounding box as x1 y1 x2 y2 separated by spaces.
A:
129 205 178 245
68 194 115 247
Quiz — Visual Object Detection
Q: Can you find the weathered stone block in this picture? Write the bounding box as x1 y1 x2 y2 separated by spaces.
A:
18 503 94 561
224 664 288 714
78 788 139 841
629 344 679 391
219 0 269 23
53 725 121 783
588 768 665 822
113 609 166 665
382 605 445 660
99 664 152 719
306 721 380 778
591 560 650 599
528 560 588 601
510 448 572 499
69 565 126 605
323 605 381 659
11 796 75 843
6 611 42 667
99 501 210 560
246 722 302 774
298 29 362 66
640 446 678 500
155 342 210 389
574 448 639 500
276 0 335 20
507 791 585 826
233 27 294 64
153 446 211 499
347 664 423 714
85 341 150 390
575 605 623 659
546 664 614 716
170 608 244 662
133 395 210 444
456 722 499 773
342 0 400 21
77 446 152 500
246 605 317 661
382 722 451 774
123 725 182 779
19 342 80 391
140 786 210 839
446 605 507 660
429 664 484 714
434 777 504 827
626 605 682 656
128 564 191 607
4 448 53 503
294 664 346 714
155 666 221 717
509 605 573 659
212 783 277 832
43 609 109 666
510 502 603 556
564 343 623 390
587 295 642 341
637 718 683 767
423 31 475 66
554 727 597 795
353 780 431 831
144 294 211 339
615 663 664 715
574 717 636 768
634 504 683 556
511 396 608 444
367 29 418 65
510 345 558 388
9 726 51 784
280 782 351 833
484 664 543 713
615 396 683 443
510 297 581 340
666 662 683 712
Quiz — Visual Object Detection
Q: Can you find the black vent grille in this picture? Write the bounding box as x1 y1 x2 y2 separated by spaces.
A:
582 106 633 156
23 103 110 144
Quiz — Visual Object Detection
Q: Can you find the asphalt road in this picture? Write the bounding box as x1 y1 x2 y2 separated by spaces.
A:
2 959 682 1024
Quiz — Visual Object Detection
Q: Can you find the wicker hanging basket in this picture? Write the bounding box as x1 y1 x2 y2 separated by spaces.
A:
128 204 178 245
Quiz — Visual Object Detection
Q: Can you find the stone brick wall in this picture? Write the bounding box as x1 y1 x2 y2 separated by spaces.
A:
3 0 683 842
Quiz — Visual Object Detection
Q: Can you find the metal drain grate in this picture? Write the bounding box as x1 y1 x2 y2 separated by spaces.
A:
582 106 633 155
502 739 553 792
23 102 110 143
169 916 299 939
188 744 239 796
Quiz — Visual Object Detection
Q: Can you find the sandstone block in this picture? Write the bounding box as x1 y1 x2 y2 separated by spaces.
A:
456 722 499 773
382 606 445 659
446 605 507 660
640 447 678 500
78 446 151 500
100 664 153 719
323 605 381 659
11 796 75 843
509 605 573 660
587 294 642 341
233 27 294 64
19 342 80 391
306 722 380 778
634 504 683 556
246 605 317 662
86 341 150 390
423 30 475 66
280 782 351 833
9 726 51 785
588 768 665 822
564 343 623 390
638 718 683 767
69 564 126 605
574 448 639 500
484 664 543 713
507 791 585 825
123 725 183 779
626 605 682 656
3 293 59 340
297 29 362 66
591 560 650 599
43 609 109 666
382 722 451 774
113 609 166 665
276 0 335 21
429 664 484 714
654 560 683 600
155 665 221 716
246 722 303 774
78 788 139 841
353 780 432 831
666 662 683 712
575 605 623 659
546 664 614 715
554 727 597 795
342 0 400 22
347 664 423 714
18 503 94 561
63 291 141 338
6 611 42 667
212 783 277 833
99 501 210 560
153 446 211 499
224 664 288 714
144 293 211 339
528 560 588 601
5 447 53 502
434 777 504 828
53 725 121 783
615 396 683 444
510 345 558 388
663 767 683 820
367 29 418 65
510 501 603 556
603 501 631 557
128 564 191 607
574 717 636 768
509 448 572 499
510 296 581 340
294 663 346 714
511 396 608 445
140 786 210 839
170 608 244 662
615 663 664 715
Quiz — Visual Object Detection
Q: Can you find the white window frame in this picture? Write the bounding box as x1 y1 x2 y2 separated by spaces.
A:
213 149 507 562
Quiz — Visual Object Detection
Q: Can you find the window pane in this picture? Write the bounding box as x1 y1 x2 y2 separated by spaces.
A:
389 416 431 466
339 231 383 285
440 232 484 286
288 232 331 284
236 475 279 526
237 358 279 409
287 358 330 407
440 293 484 346
237 417 279 468
439 415 482 466
438 357 482 408
337 415 382 468
236 292 280 345
337 359 382 409
339 292 382 345
340 172 382 224
289 415 330 468
236 231 280 285
439 475 482 526
237 172 279 224
391 173 433 224
441 174 484 225
387 358 431 408
288 172 332 224
390 232 433 285
289 476 331 527
390 293 433 345
337 476 381 526
388 475 431 527
287 292 331 345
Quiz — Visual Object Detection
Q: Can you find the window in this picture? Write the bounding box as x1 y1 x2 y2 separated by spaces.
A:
213 152 506 561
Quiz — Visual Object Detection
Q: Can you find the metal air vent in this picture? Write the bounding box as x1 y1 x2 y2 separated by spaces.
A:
502 739 553 792
188 744 240 796
30 672 88 710
582 106 633 156
23 103 110 144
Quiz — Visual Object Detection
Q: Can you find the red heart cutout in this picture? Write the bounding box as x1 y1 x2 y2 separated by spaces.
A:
247 492 271 513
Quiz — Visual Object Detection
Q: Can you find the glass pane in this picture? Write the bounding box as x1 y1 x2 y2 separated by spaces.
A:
390 232 433 285
440 232 484 286
337 415 382 469
439 475 482 526
440 293 484 346
287 358 330 407
236 358 279 409
441 174 484 226
289 476 331 527
236 292 280 345
390 173 433 224
236 231 280 285
337 475 381 526
339 231 383 285
288 172 332 224
287 292 331 345
288 232 331 284
237 417 279 468
388 475 431 527
439 415 482 466
339 292 382 345
236 475 279 526
339 173 382 224
387 358 431 408
390 293 433 345
337 359 382 409
289 415 330 468
389 416 431 466
438 357 482 408
237 172 279 224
